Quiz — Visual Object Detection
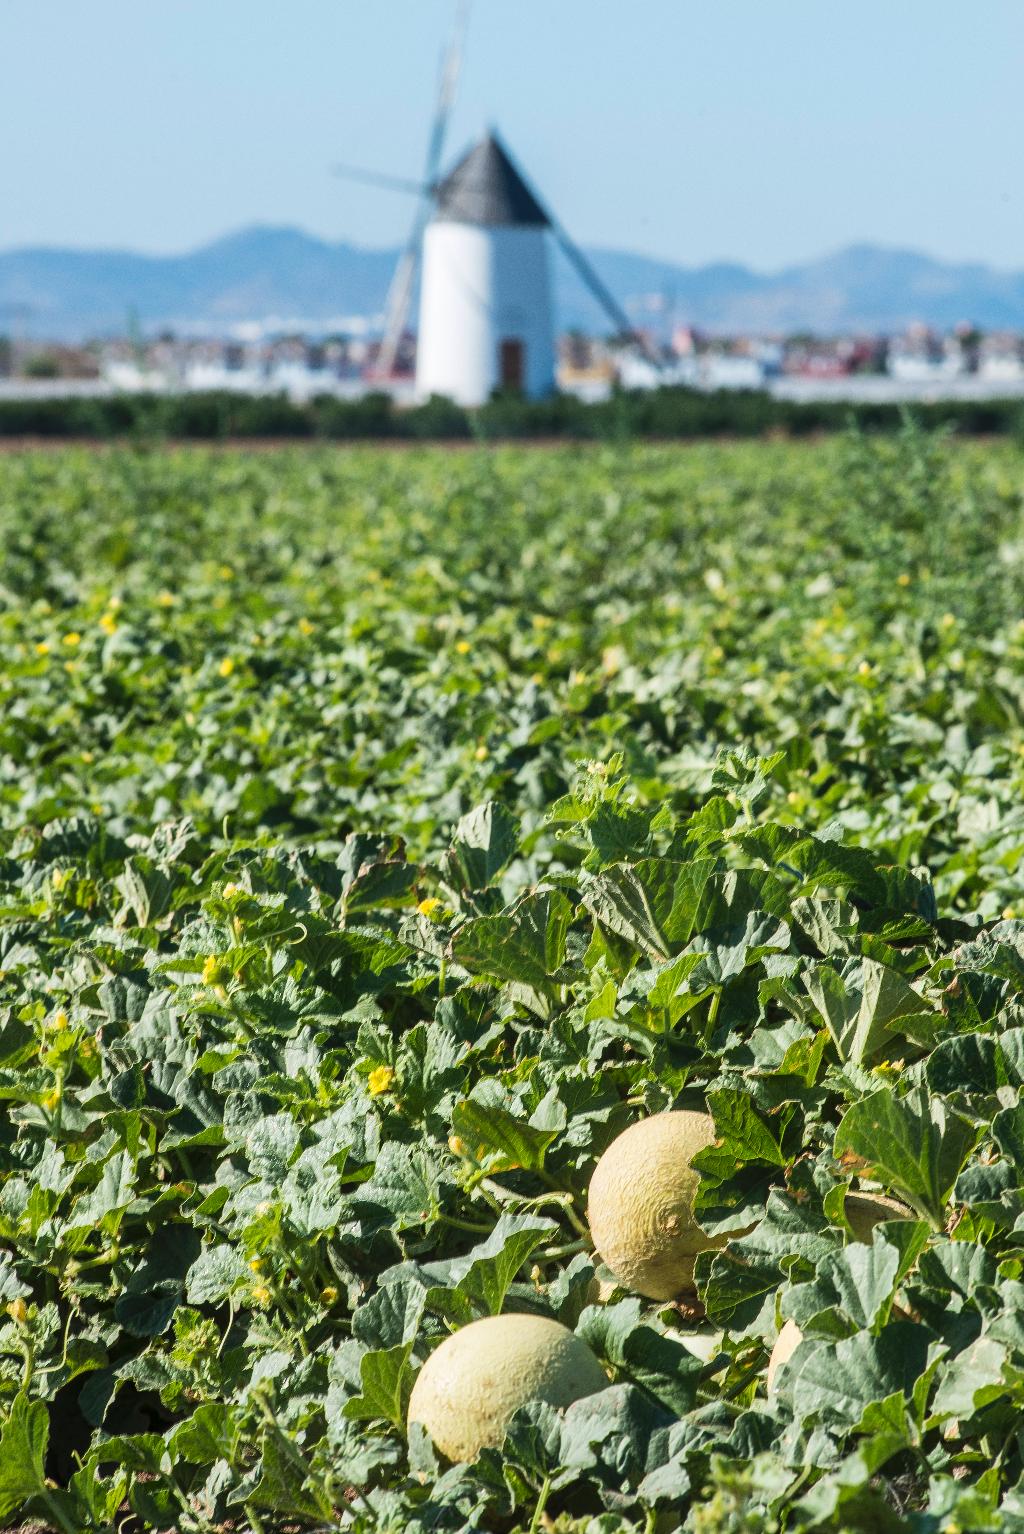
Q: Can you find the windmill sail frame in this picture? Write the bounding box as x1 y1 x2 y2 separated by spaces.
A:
374 0 470 380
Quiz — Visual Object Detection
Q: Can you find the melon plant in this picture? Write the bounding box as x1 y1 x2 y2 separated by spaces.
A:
0 438 1021 1533
766 1189 915 1392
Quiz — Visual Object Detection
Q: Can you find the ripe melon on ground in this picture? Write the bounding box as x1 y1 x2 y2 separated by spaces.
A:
587 1110 727 1301
766 1189 914 1391
844 1191 913 1240
766 1317 803 1393
407 1313 607 1462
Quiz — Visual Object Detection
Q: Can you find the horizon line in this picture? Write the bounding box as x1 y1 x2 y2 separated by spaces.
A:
0 224 1017 278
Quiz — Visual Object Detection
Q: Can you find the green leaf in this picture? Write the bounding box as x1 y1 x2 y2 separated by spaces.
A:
784 1322 932 1428
739 823 887 904
445 801 519 891
452 1091 558 1174
114 1281 181 1338
343 1341 414 1428
451 888 570 1012
579 858 717 961
620 1326 703 1416
992 1100 1024 1167
925 1030 1005 1098
116 856 174 926
930 1336 1020 1419
352 1278 428 1351
450 1214 556 1314
702 1088 788 1169
784 1225 929 1336
834 1086 979 1227
357 1141 441 1230
167 1402 240 1465
0 1394 48 1520
185 1244 251 1305
804 958 929 1065
245 1113 301 1182
68 1151 136 1230
252 1427 332 1519
343 857 419 914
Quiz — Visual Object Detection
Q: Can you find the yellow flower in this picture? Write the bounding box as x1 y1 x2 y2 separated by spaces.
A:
856 660 872 677
52 1011 69 1032
417 897 442 919
249 1256 264 1272
43 1088 61 1112
297 616 315 636
99 612 118 635
79 1036 98 1061
222 882 241 899
1002 906 1017 921
202 954 231 986
367 1065 395 1097
320 1286 339 1306
156 591 176 608
448 1135 467 1157
35 641 50 656
218 657 235 678
80 750 94 764
896 573 912 588
940 613 956 629
5 1299 27 1326
251 1283 272 1306
63 632 81 647
474 744 489 762
218 564 235 581
64 661 80 674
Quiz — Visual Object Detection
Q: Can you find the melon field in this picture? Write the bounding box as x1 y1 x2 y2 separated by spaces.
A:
3 431 1024 1533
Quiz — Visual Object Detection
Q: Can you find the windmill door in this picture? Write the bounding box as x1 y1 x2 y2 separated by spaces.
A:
499 338 525 392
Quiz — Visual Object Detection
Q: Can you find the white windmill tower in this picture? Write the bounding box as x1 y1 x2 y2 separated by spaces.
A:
416 131 555 404
333 5 660 404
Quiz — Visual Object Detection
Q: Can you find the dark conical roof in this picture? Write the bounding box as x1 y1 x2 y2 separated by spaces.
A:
434 132 550 228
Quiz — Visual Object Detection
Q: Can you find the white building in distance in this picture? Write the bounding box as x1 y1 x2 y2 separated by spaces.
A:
415 132 556 406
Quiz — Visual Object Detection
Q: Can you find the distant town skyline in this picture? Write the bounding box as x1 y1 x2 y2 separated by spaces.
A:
4 0 1022 271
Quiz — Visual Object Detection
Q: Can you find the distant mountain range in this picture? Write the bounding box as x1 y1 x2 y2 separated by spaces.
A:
2 225 1023 339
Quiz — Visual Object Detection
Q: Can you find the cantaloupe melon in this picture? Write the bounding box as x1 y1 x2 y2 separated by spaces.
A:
587 1110 724 1301
844 1191 913 1239
766 1316 802 1393
407 1313 607 1461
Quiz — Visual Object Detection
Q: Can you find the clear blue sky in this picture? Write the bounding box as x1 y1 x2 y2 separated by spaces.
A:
4 0 1022 270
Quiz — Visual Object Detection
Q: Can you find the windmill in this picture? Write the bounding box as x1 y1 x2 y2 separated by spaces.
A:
333 4 662 403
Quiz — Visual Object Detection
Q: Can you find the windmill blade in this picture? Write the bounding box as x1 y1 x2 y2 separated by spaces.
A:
375 205 429 381
498 142 662 369
423 0 470 187
549 221 662 366
375 0 471 379
332 163 427 197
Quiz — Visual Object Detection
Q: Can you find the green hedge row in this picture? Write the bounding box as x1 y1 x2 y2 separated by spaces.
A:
1 385 1023 440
